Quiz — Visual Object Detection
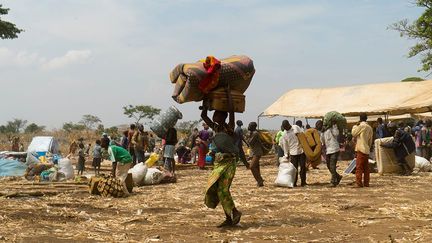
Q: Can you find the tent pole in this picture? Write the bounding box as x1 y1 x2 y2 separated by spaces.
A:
257 112 263 130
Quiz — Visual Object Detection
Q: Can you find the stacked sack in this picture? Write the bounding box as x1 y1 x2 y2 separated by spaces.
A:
170 55 255 112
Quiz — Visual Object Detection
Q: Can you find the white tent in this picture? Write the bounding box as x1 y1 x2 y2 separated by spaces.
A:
261 81 432 119
27 136 60 154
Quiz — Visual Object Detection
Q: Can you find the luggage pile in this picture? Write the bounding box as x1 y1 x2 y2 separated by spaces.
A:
323 111 347 131
169 55 255 112
375 137 415 175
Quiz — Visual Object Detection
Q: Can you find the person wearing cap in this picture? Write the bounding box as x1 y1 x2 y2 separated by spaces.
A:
351 113 373 187
234 120 250 168
246 121 265 187
131 124 149 163
201 106 242 227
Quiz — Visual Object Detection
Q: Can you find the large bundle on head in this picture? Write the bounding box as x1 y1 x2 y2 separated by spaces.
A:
170 55 255 112
323 111 347 131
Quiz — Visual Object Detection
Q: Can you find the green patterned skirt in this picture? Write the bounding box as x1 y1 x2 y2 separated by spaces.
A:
205 153 237 216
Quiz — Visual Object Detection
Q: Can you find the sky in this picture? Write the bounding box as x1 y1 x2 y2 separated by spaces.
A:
0 0 426 130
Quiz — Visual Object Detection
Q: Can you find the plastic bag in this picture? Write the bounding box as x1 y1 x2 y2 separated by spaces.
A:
143 168 164 185
145 153 159 168
275 157 297 188
25 152 41 166
57 158 75 180
415 155 432 172
128 162 148 186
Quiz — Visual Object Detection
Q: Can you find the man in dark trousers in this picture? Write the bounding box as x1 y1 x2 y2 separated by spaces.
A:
234 120 250 168
380 124 415 176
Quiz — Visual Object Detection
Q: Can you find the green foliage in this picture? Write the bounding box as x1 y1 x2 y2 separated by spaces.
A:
79 114 102 130
390 0 432 72
0 4 23 39
0 119 28 134
401 77 425 82
24 123 45 133
123 105 161 124
175 119 202 144
63 122 86 133
104 126 119 138
96 124 105 135
176 120 201 134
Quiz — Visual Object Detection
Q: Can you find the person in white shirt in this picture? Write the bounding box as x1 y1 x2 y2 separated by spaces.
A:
280 120 307 187
322 122 342 187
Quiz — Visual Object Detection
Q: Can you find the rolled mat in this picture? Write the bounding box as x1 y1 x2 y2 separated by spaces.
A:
170 55 255 104
297 132 321 165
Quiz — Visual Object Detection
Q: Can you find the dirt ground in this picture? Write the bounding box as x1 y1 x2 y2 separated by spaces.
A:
0 156 431 243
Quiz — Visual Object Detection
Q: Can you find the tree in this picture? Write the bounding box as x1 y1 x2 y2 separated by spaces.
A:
24 123 45 133
123 105 161 124
79 114 101 130
63 122 86 133
176 119 202 145
401 76 425 82
0 119 28 134
390 0 432 72
104 126 119 138
0 4 23 39
96 124 105 135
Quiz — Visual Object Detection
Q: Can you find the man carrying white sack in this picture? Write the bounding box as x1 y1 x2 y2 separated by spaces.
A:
107 145 133 196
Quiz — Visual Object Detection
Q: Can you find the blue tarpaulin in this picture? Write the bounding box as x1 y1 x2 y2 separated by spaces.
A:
0 159 27 177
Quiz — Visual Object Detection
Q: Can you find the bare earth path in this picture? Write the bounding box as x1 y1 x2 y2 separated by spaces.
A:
1 158 431 242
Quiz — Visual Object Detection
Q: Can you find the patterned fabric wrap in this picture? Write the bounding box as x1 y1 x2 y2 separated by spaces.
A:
97 174 125 198
204 153 237 216
170 55 255 104
198 56 221 94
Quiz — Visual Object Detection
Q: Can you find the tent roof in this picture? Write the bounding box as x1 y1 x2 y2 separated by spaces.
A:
261 80 432 118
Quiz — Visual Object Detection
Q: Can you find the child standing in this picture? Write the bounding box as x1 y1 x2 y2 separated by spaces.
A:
77 143 86 175
93 140 102 175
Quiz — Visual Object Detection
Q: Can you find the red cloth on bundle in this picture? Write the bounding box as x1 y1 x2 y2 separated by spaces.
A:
198 56 221 94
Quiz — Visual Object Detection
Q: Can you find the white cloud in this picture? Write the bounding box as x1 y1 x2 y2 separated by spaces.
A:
42 50 91 70
0 47 44 67
0 48 91 70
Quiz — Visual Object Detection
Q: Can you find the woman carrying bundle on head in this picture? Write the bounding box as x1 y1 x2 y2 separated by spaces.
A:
201 93 242 227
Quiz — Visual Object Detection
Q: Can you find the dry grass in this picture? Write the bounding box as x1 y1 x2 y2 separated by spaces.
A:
0 156 431 242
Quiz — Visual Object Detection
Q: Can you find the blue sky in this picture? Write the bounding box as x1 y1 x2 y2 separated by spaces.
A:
0 0 425 130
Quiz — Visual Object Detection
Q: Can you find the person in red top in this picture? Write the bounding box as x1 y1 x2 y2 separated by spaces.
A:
127 124 136 165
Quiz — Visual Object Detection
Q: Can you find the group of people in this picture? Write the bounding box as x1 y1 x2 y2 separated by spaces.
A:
65 109 431 227
70 123 177 196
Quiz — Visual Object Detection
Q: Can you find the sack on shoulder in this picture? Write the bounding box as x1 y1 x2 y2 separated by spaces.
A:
257 130 273 155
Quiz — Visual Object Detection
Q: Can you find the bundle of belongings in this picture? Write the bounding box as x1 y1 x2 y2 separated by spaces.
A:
375 135 415 175
274 157 297 188
0 157 27 177
90 153 176 193
297 126 322 169
24 153 74 182
88 174 133 198
323 111 347 131
169 55 255 112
